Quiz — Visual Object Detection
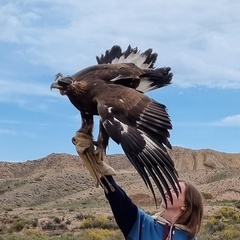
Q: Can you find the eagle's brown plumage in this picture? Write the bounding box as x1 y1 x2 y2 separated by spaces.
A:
50 45 179 206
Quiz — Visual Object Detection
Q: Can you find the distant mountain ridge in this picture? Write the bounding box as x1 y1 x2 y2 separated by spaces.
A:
169 147 240 171
0 147 239 179
0 147 240 208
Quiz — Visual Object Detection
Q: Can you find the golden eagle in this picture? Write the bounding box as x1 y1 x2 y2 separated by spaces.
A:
50 45 179 205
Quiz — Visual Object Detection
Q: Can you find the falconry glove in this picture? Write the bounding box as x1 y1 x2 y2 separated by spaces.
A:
72 131 116 188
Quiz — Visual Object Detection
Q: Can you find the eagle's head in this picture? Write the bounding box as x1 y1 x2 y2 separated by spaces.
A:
50 73 73 95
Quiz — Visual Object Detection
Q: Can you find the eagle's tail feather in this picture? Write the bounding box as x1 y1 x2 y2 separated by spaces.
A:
136 67 173 93
96 45 172 93
96 45 157 69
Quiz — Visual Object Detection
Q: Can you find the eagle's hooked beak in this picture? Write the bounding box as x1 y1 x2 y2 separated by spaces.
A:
50 75 73 95
50 82 66 95
50 82 63 91
50 72 66 91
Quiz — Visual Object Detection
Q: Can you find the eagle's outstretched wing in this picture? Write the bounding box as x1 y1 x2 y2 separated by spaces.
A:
94 83 179 204
50 45 179 205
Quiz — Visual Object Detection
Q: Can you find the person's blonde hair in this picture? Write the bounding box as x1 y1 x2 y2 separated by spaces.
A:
176 180 203 238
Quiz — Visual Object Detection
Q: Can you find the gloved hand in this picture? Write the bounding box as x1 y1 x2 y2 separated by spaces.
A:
72 131 116 186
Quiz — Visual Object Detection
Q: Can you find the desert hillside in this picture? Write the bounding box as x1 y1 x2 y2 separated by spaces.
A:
169 146 240 170
0 147 240 238
0 147 239 208
1 147 240 179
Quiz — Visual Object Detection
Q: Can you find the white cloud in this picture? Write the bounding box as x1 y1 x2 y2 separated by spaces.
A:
174 114 240 127
215 114 240 126
0 1 240 101
1 0 240 89
1 0 240 161
0 2 40 43
0 79 60 102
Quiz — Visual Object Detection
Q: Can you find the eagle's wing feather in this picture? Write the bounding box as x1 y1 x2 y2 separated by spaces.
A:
95 84 179 204
71 63 172 93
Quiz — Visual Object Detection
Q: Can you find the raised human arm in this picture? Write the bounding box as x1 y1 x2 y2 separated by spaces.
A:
101 175 138 238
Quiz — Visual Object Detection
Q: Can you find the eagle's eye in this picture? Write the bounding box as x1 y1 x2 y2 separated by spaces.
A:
58 76 73 88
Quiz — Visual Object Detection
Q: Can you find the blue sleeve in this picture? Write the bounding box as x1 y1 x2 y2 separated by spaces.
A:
100 175 138 238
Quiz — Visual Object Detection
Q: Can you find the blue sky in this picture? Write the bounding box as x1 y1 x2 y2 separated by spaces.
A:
1 0 240 162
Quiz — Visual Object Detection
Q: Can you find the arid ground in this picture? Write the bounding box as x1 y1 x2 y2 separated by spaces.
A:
0 147 240 236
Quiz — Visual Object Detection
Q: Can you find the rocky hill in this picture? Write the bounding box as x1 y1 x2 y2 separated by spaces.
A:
1 147 239 179
0 147 239 209
0 147 240 237
169 147 240 170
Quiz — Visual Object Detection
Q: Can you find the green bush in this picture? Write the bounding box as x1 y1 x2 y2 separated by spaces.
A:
219 225 240 240
207 172 228 183
24 228 44 237
205 217 225 234
235 200 240 209
83 229 122 240
80 215 118 230
75 213 94 221
201 206 240 239
8 219 28 233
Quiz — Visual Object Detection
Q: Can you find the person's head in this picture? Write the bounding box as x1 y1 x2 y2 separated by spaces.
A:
161 180 203 238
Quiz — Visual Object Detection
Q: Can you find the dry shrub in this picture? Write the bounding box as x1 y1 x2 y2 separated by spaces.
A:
219 225 240 239
80 215 117 230
83 228 122 240
53 217 61 224
203 206 240 239
29 218 38 228
3 207 13 212
205 217 225 234
8 218 28 233
76 212 95 220
235 200 240 209
216 207 240 223
24 228 44 237
201 192 213 200
207 172 228 183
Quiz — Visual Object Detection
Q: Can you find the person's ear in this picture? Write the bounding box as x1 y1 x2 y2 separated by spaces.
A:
181 205 186 211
